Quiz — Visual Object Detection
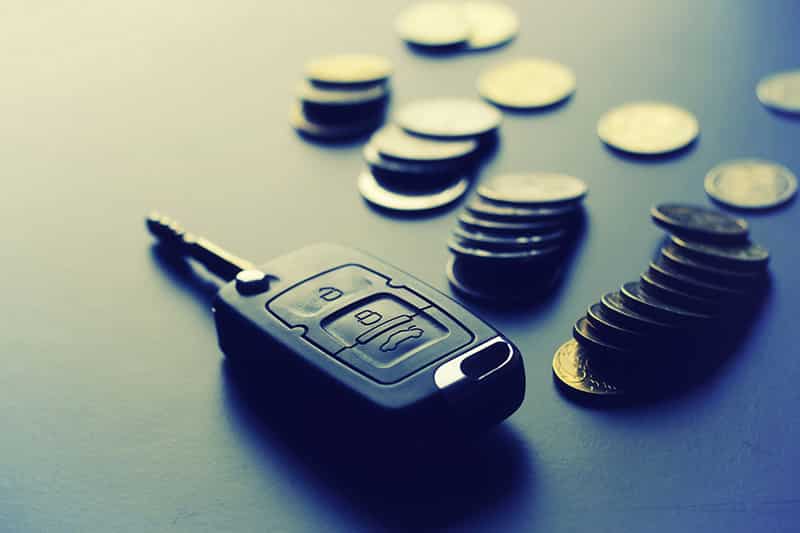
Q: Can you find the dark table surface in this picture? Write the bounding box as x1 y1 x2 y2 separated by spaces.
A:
3 1 799 531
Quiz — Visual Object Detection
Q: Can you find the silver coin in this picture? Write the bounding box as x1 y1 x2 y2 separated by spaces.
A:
756 70 800 114
363 143 472 178
478 58 576 109
597 101 699 155
478 173 588 205
297 80 388 106
704 159 798 209
370 125 478 162
650 203 748 243
466 198 580 220
452 225 568 248
448 236 562 262
669 236 769 271
463 2 519 50
395 2 470 47
290 103 382 140
357 169 468 211
305 54 392 86
458 212 566 234
552 339 625 397
396 98 502 139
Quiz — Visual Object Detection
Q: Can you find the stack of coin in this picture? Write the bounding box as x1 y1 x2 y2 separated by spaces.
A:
290 54 392 141
553 203 770 399
446 173 589 302
359 98 501 213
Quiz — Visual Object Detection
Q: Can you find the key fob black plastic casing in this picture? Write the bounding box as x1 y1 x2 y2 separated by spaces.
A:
213 243 524 435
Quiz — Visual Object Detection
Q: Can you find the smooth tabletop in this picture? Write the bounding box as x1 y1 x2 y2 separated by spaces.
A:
2 1 799 531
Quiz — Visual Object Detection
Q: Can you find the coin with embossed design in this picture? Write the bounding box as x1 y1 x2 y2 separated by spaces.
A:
597 101 699 155
552 339 625 396
704 159 797 210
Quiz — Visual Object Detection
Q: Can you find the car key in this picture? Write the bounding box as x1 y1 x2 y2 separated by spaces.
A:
147 213 525 434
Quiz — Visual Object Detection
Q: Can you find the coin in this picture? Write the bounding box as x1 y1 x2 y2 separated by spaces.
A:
704 159 798 210
448 237 562 262
477 173 588 205
452 225 568 248
650 203 749 243
600 291 680 335
552 339 626 397
297 80 388 106
290 103 382 140
620 281 713 324
395 2 470 47
458 212 566 234
756 70 800 114
648 260 747 301
463 1 519 50
396 98 502 139
305 54 392 87
573 316 635 359
597 101 699 155
357 169 468 211
371 125 478 162
586 303 648 349
363 143 473 179
639 272 720 314
660 244 767 289
669 236 769 271
466 198 580 221
478 58 576 109
446 257 560 303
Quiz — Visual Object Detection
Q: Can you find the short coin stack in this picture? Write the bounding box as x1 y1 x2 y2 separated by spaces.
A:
290 54 392 141
553 203 770 399
359 98 501 213
446 173 588 302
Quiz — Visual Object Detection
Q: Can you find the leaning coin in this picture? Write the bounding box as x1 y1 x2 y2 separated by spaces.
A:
573 316 635 360
290 104 382 140
756 70 800 115
396 98 502 139
600 291 681 336
650 203 749 243
639 271 721 314
458 212 566 234
448 237 562 263
371 124 478 162
452 226 568 249
463 1 519 50
648 260 748 301
477 173 588 205
704 159 797 210
586 303 649 350
552 339 626 397
620 281 713 324
466 198 581 221
395 2 470 48
305 54 392 87
358 169 468 212
660 244 767 289
478 58 575 109
597 101 699 155
669 236 769 271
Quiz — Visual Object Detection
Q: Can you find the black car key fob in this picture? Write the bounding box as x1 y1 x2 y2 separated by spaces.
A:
148 214 525 435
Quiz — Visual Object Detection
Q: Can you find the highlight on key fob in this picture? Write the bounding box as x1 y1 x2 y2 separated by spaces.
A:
146 213 525 434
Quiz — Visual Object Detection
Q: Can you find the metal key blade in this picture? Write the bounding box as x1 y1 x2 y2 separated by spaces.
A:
146 212 255 281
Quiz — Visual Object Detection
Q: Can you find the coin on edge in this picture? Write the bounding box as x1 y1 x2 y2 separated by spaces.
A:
597 101 699 155
756 70 800 114
552 339 625 397
305 54 392 86
650 203 748 243
478 58 576 109
358 169 468 211
463 1 519 50
396 98 502 139
395 2 470 47
478 173 588 205
704 159 797 209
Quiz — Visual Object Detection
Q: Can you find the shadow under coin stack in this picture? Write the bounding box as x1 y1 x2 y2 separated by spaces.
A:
359 98 502 213
446 173 588 303
290 54 392 142
553 203 770 400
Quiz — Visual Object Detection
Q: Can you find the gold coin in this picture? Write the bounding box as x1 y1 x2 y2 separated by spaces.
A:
552 339 625 396
597 101 699 155
478 58 575 109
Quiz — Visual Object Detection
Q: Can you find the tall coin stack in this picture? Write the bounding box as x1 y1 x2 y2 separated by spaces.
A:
290 54 392 142
553 203 770 399
359 98 502 213
446 173 588 302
